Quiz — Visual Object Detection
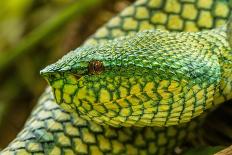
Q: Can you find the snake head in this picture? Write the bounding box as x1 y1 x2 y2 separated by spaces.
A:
41 30 220 127
40 33 158 127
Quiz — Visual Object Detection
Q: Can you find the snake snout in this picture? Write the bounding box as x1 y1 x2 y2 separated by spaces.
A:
40 71 63 86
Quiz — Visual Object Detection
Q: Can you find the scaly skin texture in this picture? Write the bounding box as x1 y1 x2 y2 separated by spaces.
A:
41 28 228 127
2 88 201 155
1 0 232 154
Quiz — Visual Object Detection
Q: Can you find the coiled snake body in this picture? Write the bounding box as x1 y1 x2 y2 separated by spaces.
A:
1 0 232 154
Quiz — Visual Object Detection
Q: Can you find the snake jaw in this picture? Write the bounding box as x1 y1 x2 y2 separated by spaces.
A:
40 70 83 112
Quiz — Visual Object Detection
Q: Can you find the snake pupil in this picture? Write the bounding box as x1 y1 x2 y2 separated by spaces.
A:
88 60 104 74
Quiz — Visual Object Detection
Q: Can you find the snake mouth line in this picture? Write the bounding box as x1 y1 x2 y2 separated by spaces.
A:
40 70 83 87
70 73 82 80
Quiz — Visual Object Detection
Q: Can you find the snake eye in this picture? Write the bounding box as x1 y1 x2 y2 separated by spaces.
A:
88 60 104 74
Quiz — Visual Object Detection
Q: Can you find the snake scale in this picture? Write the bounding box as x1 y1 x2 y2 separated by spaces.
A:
1 0 232 154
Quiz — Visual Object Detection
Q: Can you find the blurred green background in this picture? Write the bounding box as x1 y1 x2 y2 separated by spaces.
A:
0 0 134 148
1 1 232 154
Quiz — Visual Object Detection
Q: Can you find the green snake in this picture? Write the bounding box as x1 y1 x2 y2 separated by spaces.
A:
1 0 232 154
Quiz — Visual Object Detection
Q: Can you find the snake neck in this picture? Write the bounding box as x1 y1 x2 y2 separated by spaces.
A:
206 25 232 104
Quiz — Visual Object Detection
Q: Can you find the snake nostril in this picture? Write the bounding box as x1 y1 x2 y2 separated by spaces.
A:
49 74 56 79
